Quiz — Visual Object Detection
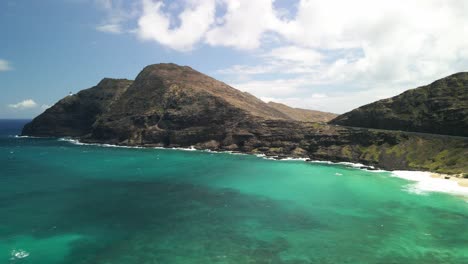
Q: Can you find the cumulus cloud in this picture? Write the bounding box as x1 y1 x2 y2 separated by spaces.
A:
129 0 468 79
137 0 216 51
205 0 288 50
94 0 468 112
0 59 12 71
213 0 468 112
8 99 38 110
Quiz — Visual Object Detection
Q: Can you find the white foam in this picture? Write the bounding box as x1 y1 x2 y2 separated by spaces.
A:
391 171 468 197
307 159 382 171
176 146 197 151
309 160 334 165
58 138 84 145
338 161 368 168
278 157 308 161
364 169 387 173
58 138 145 149
11 249 29 259
14 135 42 138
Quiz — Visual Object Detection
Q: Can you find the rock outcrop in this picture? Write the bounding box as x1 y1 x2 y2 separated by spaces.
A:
330 72 468 137
22 64 468 175
22 78 132 137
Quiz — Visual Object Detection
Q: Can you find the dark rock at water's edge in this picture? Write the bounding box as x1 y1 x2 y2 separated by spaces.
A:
22 63 468 175
330 72 468 137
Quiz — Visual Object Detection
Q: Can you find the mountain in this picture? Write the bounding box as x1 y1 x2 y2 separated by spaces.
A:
267 101 337 122
330 72 468 137
22 64 468 175
22 78 133 137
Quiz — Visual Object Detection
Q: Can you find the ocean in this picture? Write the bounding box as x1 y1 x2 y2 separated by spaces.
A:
1 120 467 263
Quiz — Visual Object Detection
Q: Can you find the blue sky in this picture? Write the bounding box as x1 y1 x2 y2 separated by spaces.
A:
1 0 467 118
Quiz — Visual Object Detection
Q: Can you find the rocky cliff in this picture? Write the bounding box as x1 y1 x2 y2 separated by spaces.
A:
330 72 468 137
22 78 133 137
22 64 468 175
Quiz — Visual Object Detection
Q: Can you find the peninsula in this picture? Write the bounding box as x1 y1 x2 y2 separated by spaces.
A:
22 63 468 175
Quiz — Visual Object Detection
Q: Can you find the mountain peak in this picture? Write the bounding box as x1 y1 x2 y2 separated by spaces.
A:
143 62 195 71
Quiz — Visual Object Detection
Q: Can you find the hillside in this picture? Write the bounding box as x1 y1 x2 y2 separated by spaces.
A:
330 72 468 137
22 64 468 175
267 101 337 122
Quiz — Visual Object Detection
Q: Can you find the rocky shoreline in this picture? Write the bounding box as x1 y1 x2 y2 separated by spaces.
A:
22 63 468 176
75 122 467 177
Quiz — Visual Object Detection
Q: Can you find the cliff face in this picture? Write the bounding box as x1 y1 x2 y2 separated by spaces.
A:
330 72 468 137
22 78 132 137
22 64 468 175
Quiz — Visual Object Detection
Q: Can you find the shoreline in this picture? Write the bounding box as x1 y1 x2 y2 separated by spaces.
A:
15 135 468 197
391 171 468 197
430 172 468 187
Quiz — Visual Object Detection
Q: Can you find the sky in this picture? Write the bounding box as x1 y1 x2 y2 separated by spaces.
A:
1 0 468 118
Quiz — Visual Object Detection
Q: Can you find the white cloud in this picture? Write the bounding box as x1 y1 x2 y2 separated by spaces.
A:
233 77 307 98
213 0 468 112
94 0 139 34
137 0 216 51
264 46 322 65
217 64 278 75
8 99 38 110
218 45 322 76
227 0 467 83
93 0 468 112
205 0 288 50
0 59 12 71
253 82 408 113
96 23 123 34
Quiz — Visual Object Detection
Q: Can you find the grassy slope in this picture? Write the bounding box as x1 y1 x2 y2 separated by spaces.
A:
342 129 467 175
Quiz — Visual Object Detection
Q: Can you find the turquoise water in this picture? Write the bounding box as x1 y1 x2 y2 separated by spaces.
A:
1 120 467 263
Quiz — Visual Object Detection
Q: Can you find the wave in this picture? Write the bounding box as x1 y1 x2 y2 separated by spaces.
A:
14 135 43 139
10 249 29 260
391 171 468 197
58 138 145 149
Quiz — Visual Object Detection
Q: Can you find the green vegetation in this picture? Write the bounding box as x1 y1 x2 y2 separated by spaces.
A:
335 131 468 175
358 145 380 162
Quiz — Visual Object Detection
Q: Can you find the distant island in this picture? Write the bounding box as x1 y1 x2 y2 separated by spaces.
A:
22 63 468 176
